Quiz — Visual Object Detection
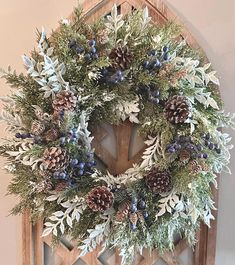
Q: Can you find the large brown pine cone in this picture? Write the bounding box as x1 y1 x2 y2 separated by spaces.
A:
109 46 132 70
31 120 45 135
86 186 114 212
42 147 69 172
164 95 189 124
145 168 172 194
52 90 77 112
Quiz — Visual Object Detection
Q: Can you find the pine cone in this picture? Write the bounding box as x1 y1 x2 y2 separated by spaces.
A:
137 211 145 222
179 149 191 164
164 95 189 124
158 63 174 77
170 70 187 86
86 186 113 212
198 159 210 172
44 128 59 142
129 212 138 226
34 106 44 121
36 179 53 193
96 29 109 45
52 90 77 112
189 160 202 175
145 168 172 194
42 147 69 172
116 201 131 221
54 181 68 192
31 120 45 135
109 46 132 70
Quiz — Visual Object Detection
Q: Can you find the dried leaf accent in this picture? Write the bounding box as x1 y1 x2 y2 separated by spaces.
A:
114 97 140 124
78 218 110 257
42 196 86 237
156 191 180 219
105 4 124 43
140 134 165 169
6 142 42 170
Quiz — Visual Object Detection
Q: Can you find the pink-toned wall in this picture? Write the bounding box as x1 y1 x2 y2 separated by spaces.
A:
0 1 235 264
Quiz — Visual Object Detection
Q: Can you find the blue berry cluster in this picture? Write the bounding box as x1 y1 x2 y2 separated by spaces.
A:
203 133 221 154
130 197 148 230
53 171 69 180
142 46 170 71
100 68 125 84
166 135 208 159
15 132 31 139
68 39 99 60
60 128 79 145
70 157 96 176
52 155 96 185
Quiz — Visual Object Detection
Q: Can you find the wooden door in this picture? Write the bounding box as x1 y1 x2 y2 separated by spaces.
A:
22 1 218 265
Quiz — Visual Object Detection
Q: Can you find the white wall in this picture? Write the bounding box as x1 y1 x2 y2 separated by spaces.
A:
0 1 78 264
165 2 235 264
0 1 234 264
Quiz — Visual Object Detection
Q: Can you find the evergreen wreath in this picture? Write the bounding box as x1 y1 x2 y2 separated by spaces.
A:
0 5 234 264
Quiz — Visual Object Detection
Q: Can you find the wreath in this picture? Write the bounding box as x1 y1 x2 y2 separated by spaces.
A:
0 5 234 264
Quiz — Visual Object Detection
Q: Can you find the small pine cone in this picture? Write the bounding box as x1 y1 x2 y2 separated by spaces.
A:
170 70 187 86
96 29 109 44
42 147 69 172
189 160 202 175
54 181 68 192
52 90 77 112
179 149 191 164
129 212 138 226
158 69 167 77
159 63 174 77
31 120 45 135
86 186 114 212
116 201 131 221
145 168 172 194
44 128 59 142
137 211 145 223
164 95 190 124
169 77 178 87
83 25 94 40
34 106 44 121
109 46 132 70
36 179 53 193
198 159 210 172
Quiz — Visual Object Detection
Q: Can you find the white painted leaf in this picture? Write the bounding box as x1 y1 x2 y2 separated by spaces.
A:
60 222 65 234
207 97 219 109
42 228 52 237
53 228 58 236
208 71 220 85
54 211 64 217
49 216 58 222
66 215 73 228
44 222 53 227
156 207 166 217
46 195 59 201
